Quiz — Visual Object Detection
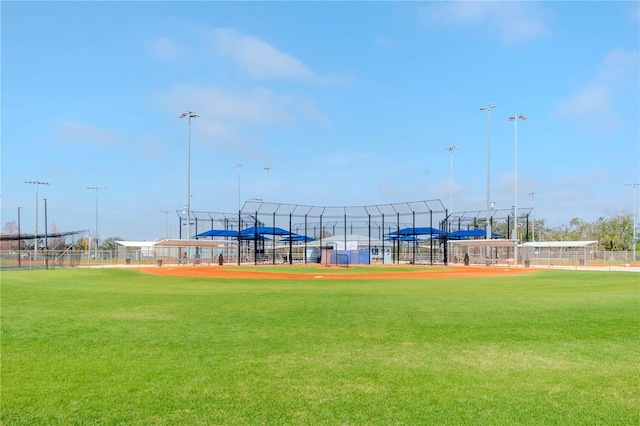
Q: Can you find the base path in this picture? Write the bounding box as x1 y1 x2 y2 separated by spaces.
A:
141 265 536 280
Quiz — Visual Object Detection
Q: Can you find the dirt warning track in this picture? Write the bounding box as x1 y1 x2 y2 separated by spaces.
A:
140 265 535 280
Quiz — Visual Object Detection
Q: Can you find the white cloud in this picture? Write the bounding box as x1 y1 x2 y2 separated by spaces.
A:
147 36 187 62
160 84 324 125
418 2 552 44
600 48 640 89
630 3 640 24
554 48 638 132
56 121 115 144
555 83 612 116
152 83 327 148
203 28 321 82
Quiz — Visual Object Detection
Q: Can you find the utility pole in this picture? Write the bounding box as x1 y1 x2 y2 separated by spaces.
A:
624 183 639 261
161 211 170 239
25 180 49 266
479 104 496 242
529 192 535 242
86 186 106 263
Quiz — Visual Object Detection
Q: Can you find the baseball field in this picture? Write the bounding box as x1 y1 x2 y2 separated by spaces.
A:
2 265 638 425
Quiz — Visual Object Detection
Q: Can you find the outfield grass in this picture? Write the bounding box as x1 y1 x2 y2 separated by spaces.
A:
1 268 638 425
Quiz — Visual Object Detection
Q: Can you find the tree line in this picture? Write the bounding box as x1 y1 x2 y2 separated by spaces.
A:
486 213 636 251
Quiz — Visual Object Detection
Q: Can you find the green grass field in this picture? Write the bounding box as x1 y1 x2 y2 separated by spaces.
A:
1 268 638 425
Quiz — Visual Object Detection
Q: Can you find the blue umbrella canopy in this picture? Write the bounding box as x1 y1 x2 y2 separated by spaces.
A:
386 227 446 237
197 226 295 240
279 235 315 243
196 229 239 238
240 226 294 238
386 235 426 242
448 230 503 239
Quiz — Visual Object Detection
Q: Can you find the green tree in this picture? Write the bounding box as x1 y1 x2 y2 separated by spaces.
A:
99 237 122 251
595 213 633 251
73 237 89 251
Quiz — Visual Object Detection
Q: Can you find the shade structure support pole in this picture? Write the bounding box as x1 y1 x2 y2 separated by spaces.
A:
254 212 258 265
344 214 347 255
237 210 241 265
396 212 400 264
381 214 385 265
430 210 433 265
272 212 276 265
304 214 308 264
368 214 372 264
412 211 416 265
289 214 293 265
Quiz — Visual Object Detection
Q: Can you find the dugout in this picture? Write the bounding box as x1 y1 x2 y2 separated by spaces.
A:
116 239 230 265
521 241 598 267
449 238 518 266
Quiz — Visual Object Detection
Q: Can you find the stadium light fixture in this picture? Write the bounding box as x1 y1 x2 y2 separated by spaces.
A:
86 186 106 263
25 180 49 264
264 166 271 205
479 103 496 241
509 113 527 267
179 111 198 242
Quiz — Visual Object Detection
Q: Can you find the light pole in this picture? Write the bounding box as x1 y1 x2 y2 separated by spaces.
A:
509 114 527 267
17 207 22 267
479 103 496 241
264 166 271 205
86 186 106 259
25 180 49 263
235 164 243 212
490 201 496 236
445 145 459 216
179 111 199 241
161 211 170 239
625 183 639 261
44 198 49 269
529 192 535 242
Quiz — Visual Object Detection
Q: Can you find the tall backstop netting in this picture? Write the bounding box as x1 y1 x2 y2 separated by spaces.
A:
0 230 89 269
176 200 449 265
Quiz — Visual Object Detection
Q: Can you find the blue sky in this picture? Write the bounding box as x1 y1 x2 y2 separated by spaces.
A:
2 1 639 241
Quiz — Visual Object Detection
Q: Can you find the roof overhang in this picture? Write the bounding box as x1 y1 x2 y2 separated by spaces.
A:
116 241 157 248
117 239 232 248
450 239 517 248
153 239 231 247
521 241 598 249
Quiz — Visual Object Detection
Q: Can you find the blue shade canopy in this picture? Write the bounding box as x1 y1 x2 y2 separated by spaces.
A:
386 235 426 242
279 235 315 242
386 227 446 237
197 226 296 239
196 229 239 238
240 226 294 237
448 230 503 239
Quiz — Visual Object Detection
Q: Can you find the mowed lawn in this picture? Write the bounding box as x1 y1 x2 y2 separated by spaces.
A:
1 268 638 425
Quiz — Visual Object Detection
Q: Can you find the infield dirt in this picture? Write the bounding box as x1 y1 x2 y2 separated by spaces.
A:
141 265 536 280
